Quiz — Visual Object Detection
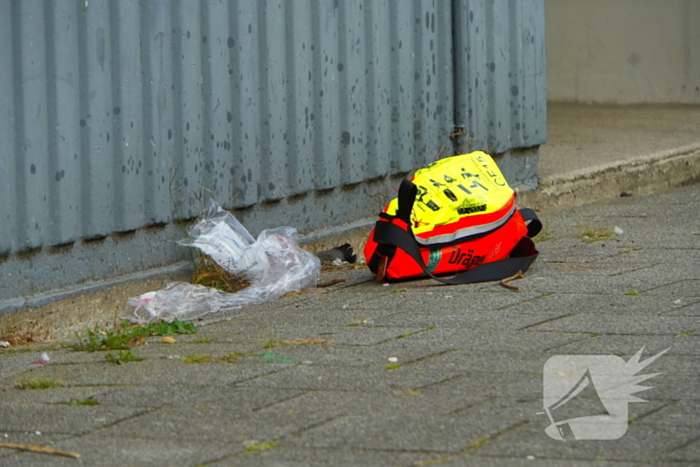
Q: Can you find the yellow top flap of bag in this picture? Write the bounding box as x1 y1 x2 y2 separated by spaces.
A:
385 152 514 235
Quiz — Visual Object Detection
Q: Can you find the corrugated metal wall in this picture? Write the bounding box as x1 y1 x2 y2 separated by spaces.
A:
0 0 545 304
453 0 547 154
0 0 457 255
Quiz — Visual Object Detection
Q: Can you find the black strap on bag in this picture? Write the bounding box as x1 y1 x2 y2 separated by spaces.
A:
372 179 542 286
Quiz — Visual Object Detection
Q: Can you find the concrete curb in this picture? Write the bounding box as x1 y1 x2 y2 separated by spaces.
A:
517 144 700 211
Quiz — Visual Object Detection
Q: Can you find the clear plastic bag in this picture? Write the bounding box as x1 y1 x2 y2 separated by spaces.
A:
126 283 232 323
177 200 262 278
124 201 321 323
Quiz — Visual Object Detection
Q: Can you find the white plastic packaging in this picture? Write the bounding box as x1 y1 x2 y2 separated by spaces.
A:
125 200 320 323
177 200 261 277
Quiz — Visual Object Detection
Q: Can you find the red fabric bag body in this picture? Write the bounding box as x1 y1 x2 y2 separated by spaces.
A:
364 152 540 284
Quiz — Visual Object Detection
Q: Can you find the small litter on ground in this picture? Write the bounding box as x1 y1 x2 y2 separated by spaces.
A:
260 353 295 364
30 352 50 365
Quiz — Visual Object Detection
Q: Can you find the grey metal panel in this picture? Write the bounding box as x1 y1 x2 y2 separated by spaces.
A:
175 0 205 217
139 0 453 214
0 0 16 255
17 0 50 251
139 0 172 224
0 0 545 260
80 0 116 239
49 1 82 245
453 0 547 154
204 0 234 204
229 1 260 206
260 0 290 198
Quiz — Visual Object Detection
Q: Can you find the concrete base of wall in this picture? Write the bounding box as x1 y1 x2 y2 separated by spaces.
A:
0 262 192 343
0 224 192 315
518 146 700 211
0 174 405 317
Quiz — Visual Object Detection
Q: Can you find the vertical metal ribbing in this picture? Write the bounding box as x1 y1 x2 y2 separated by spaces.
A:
139 0 154 223
0 0 17 254
282 1 300 194
16 0 49 251
199 0 214 206
170 0 184 219
51 1 81 244
76 0 90 239
0 0 526 253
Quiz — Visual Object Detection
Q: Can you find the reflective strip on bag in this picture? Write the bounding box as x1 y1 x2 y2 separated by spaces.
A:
413 203 516 246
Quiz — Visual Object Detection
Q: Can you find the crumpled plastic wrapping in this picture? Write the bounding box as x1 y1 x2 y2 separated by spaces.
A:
124 200 321 323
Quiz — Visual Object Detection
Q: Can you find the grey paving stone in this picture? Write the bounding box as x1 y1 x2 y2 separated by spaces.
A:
657 437 700 462
536 239 639 264
0 433 74 463
594 249 700 279
431 455 639 467
470 420 700 463
3 358 290 388
500 293 700 317
396 349 551 375
417 370 544 399
526 313 699 335
240 364 468 393
0 386 107 405
663 300 700 316
639 355 700 376
359 288 544 311
285 412 523 453
212 446 439 467
95 385 307 410
92 404 336 446
644 279 700 298
0 351 58 385
0 401 149 435
257 386 472 423
642 462 700 467
191 321 431 347
643 376 700 400
1 436 241 467
370 307 571 331
208 300 401 329
521 267 693 296
635 399 700 427
402 329 587 354
542 333 700 356
266 340 458 368
129 342 263 360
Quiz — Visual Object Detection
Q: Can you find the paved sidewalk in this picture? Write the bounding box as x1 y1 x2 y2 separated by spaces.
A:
1 180 699 465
